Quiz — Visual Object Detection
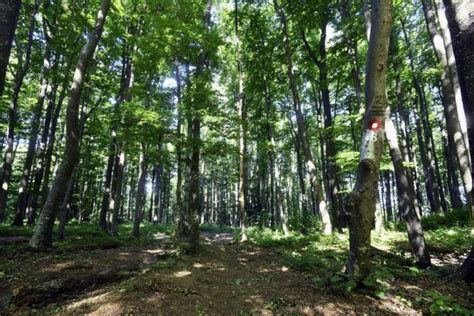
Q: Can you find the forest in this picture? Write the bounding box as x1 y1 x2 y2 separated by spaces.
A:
0 0 473 314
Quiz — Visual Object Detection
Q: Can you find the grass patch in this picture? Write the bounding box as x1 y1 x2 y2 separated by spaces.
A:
0 222 174 252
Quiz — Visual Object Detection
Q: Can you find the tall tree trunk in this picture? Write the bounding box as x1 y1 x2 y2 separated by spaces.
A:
30 0 111 248
12 19 54 226
383 171 393 222
386 108 431 267
132 143 147 237
99 38 135 230
57 163 77 240
235 0 248 242
401 24 441 213
346 0 392 283
29 81 65 225
301 14 344 231
99 139 115 230
0 3 37 222
423 0 472 212
274 0 331 234
110 146 125 236
187 0 212 253
445 134 464 208
175 64 187 237
442 0 474 282
434 0 469 165
0 0 21 97
287 111 309 229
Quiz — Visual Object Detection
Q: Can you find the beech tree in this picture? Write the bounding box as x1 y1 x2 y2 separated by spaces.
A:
346 0 393 282
30 0 111 248
0 0 21 97
0 0 471 294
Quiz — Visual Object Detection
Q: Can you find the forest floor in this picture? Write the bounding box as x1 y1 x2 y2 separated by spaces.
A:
0 224 473 315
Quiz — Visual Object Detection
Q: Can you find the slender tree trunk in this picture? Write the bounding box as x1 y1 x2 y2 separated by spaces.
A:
12 22 54 226
132 144 147 237
110 146 125 236
0 0 21 97
235 0 248 242
435 0 470 165
57 163 78 240
287 112 309 229
346 0 392 282
274 0 331 234
99 140 115 230
175 64 187 237
302 15 344 231
188 0 212 253
423 0 472 212
442 0 474 282
445 134 464 208
383 171 393 222
386 108 431 267
0 3 37 222
30 0 111 248
29 81 64 225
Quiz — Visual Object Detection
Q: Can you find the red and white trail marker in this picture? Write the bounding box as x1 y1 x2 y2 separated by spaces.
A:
368 118 382 133
360 117 383 161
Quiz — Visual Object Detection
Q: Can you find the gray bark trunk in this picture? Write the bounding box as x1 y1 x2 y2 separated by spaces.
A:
132 144 147 237
346 0 392 283
274 0 331 234
30 0 111 248
423 0 472 212
443 0 474 282
235 0 248 242
0 3 37 222
386 108 431 267
0 0 21 97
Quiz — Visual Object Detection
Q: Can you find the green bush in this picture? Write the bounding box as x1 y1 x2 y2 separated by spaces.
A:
420 208 470 230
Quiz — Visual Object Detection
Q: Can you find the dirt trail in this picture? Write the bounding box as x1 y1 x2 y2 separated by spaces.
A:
8 231 470 314
0 232 424 315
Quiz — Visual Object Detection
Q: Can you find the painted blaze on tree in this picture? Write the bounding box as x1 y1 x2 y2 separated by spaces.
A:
346 0 393 283
361 117 383 161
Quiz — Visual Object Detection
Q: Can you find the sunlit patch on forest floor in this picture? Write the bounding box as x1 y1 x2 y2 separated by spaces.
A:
0 224 472 315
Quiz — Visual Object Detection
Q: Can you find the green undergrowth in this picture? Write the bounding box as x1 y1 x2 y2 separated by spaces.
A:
391 208 470 231
0 222 175 252
200 224 236 234
373 227 474 255
246 224 473 312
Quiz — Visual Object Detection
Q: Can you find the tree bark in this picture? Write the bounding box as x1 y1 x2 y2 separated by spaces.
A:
175 64 187 237
434 0 470 165
28 80 64 225
30 0 111 248
0 0 21 97
235 0 248 242
346 0 392 283
422 0 472 213
12 17 54 226
442 0 474 282
0 3 37 222
302 14 344 231
274 0 331 234
187 0 212 253
386 108 431 267
132 143 147 237
110 146 125 236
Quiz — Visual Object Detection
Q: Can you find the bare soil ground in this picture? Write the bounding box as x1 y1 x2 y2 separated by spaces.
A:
0 232 472 315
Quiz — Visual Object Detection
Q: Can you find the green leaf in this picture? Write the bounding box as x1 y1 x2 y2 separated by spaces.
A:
330 275 343 283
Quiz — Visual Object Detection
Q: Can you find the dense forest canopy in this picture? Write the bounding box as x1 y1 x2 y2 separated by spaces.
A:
0 0 473 314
